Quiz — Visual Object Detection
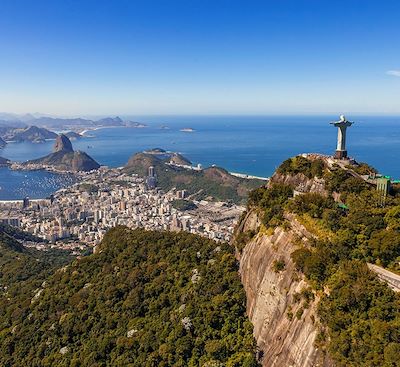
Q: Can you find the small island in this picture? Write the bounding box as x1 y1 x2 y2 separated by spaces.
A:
126 121 148 128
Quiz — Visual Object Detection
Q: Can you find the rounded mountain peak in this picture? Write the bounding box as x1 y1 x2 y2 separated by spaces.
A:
53 134 73 153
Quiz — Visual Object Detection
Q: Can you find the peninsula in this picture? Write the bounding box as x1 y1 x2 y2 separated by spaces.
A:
0 125 58 143
21 134 100 172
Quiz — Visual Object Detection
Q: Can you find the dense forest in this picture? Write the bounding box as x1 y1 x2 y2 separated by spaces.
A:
0 223 72 287
248 156 400 366
0 227 258 367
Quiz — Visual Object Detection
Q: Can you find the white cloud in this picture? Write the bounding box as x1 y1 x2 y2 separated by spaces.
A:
387 70 400 77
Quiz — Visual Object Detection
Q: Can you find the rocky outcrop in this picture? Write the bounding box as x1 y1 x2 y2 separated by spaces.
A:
270 172 327 195
168 153 192 166
53 134 73 152
236 208 332 367
26 135 100 172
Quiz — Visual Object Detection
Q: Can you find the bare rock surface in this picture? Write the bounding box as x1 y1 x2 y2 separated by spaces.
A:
238 209 332 367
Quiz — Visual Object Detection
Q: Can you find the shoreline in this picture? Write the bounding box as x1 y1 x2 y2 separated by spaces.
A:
80 124 147 136
229 171 269 181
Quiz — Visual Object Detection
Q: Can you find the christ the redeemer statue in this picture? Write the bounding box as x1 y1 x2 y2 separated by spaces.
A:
330 115 353 159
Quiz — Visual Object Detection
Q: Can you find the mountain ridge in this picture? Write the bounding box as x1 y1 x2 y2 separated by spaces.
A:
124 150 265 204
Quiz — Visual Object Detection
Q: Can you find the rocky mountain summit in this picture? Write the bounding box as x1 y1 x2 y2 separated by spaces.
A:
53 134 73 153
26 134 100 172
234 154 400 367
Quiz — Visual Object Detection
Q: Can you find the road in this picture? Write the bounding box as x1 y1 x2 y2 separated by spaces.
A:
368 263 400 292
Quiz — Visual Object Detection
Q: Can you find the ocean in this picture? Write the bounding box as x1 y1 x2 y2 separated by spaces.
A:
0 115 399 199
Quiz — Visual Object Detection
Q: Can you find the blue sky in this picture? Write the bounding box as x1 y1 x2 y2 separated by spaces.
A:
0 0 399 116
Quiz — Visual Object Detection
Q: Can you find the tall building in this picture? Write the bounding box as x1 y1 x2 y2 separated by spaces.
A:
148 166 155 177
176 190 187 199
22 196 30 209
146 166 157 189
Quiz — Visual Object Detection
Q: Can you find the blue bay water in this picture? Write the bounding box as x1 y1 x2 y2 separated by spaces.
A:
0 168 76 200
0 115 399 199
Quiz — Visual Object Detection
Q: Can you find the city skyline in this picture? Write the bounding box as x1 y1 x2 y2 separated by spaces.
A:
1 0 399 115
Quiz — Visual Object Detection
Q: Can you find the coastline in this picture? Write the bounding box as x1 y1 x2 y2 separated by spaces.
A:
229 171 269 181
80 124 147 136
0 165 79 202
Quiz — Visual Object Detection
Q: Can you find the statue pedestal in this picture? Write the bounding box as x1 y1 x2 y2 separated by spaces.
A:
334 150 348 159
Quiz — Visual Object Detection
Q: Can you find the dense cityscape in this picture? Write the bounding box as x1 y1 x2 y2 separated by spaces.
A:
0 166 244 254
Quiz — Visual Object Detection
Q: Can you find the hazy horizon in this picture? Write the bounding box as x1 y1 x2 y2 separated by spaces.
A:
2 112 400 121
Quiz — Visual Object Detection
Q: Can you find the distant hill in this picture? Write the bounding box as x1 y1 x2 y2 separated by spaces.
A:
124 151 265 204
0 227 258 366
94 116 124 126
25 134 100 172
0 156 10 166
33 117 95 129
0 125 58 143
64 131 82 140
0 113 149 131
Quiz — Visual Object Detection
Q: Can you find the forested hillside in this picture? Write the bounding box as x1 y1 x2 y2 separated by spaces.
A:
0 227 258 367
0 223 72 287
243 156 400 366
124 152 264 204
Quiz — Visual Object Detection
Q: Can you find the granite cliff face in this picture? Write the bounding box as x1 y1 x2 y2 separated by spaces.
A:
26 134 100 172
233 154 397 367
236 208 332 367
233 156 339 366
270 172 327 196
53 134 73 152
